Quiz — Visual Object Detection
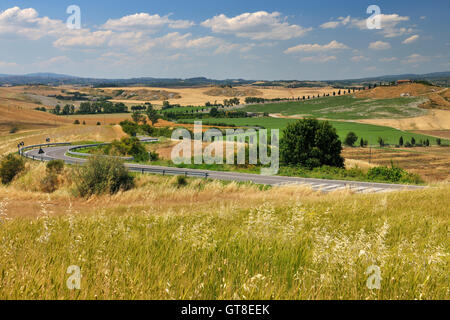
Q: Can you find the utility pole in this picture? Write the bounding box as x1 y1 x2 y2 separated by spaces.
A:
369 147 372 164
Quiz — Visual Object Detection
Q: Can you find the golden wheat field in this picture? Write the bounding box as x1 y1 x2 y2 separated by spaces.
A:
0 158 449 299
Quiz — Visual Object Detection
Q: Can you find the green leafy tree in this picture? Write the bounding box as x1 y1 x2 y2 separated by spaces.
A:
0 154 25 184
378 137 385 147
344 132 358 147
399 136 404 147
411 137 416 146
145 106 160 126
280 119 344 169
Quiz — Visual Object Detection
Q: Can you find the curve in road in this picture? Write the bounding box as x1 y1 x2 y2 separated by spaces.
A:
20 141 425 194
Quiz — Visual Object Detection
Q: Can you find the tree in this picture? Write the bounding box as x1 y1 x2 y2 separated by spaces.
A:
209 107 219 117
399 136 404 147
54 104 61 115
0 154 25 184
132 111 146 124
378 137 385 147
436 138 442 146
360 137 365 148
146 105 160 126
411 137 416 146
280 119 344 169
344 132 358 147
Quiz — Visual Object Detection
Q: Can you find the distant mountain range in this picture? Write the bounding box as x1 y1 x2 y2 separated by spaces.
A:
0 71 449 87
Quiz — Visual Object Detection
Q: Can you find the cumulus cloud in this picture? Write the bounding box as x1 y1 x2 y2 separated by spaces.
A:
325 13 413 38
320 16 350 29
0 61 19 68
102 13 194 31
402 54 429 64
351 55 369 62
201 11 311 40
300 55 337 63
379 57 398 62
0 6 66 40
284 40 349 54
402 34 419 44
351 14 412 38
369 41 391 50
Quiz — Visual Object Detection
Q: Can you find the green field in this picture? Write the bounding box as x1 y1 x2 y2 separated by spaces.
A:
240 96 428 120
182 117 447 146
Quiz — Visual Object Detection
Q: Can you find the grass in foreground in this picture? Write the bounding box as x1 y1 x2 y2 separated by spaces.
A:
0 174 448 299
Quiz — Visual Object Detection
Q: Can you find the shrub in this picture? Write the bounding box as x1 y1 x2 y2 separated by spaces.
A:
40 173 59 193
175 175 187 188
106 137 149 162
9 126 19 134
96 122 101 126
436 138 442 146
74 120 80 125
367 165 423 184
280 119 344 169
73 156 134 197
0 154 25 184
46 159 64 174
344 132 358 147
149 151 159 161
120 120 139 137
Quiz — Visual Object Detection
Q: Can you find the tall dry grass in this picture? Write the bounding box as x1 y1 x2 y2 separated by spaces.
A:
0 168 448 299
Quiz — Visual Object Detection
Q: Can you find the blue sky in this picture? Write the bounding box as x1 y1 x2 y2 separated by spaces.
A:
0 0 449 80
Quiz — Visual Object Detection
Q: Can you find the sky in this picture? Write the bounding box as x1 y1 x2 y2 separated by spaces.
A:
0 0 449 80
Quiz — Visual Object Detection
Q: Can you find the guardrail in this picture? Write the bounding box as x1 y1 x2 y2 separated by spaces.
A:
68 144 134 161
19 141 210 179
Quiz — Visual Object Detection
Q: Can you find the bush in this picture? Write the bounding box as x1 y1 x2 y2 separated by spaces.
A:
0 154 25 184
149 151 159 161
344 132 358 147
175 175 187 188
74 120 80 125
40 173 59 193
46 159 64 174
96 122 101 126
280 119 344 169
106 137 149 162
436 138 442 146
9 126 19 134
367 165 423 184
73 156 134 197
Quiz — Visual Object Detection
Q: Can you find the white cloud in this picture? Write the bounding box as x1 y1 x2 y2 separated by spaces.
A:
102 13 194 31
320 16 350 29
369 41 391 50
33 56 71 68
351 14 412 38
379 57 398 62
201 11 311 40
54 30 114 48
285 40 349 54
0 6 66 40
0 61 18 68
402 34 419 44
351 55 369 62
402 54 429 64
300 55 337 63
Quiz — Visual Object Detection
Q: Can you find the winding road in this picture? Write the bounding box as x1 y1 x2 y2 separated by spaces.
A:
20 141 425 194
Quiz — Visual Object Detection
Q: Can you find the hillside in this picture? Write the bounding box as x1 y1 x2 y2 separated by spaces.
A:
355 83 450 110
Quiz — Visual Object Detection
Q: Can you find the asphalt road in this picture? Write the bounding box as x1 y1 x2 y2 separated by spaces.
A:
23 144 425 194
